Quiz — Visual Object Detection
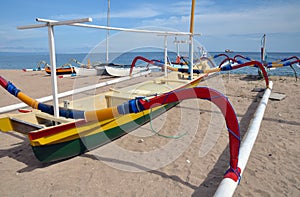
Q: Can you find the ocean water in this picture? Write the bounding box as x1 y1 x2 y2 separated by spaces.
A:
0 51 299 77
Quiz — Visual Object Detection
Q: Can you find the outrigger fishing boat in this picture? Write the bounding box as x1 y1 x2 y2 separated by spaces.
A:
22 60 47 72
70 58 109 76
225 49 234 53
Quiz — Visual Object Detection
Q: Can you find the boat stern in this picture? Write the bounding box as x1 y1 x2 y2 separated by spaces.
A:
0 114 44 135
0 110 72 135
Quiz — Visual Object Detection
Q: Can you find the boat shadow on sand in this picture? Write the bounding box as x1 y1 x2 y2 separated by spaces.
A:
0 132 53 172
82 153 200 190
239 74 264 82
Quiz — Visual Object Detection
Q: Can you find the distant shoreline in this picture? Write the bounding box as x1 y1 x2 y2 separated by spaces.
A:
0 52 299 77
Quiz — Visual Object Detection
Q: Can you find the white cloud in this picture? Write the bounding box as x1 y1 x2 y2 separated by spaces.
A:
204 4 299 34
141 3 300 36
111 7 161 18
52 6 161 21
1 0 299 52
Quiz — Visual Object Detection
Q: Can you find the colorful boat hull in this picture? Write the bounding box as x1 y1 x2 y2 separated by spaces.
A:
30 103 175 162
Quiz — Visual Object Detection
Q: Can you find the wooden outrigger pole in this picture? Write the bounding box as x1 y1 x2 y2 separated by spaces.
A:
106 0 110 63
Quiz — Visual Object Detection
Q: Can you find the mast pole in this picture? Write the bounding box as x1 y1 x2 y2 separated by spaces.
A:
189 0 196 80
164 35 168 77
106 0 110 63
261 34 266 63
259 34 266 77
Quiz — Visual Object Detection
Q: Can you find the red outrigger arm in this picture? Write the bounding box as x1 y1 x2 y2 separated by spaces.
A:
117 87 241 182
129 56 160 75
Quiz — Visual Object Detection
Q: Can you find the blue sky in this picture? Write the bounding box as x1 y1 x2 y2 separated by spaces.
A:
0 0 299 53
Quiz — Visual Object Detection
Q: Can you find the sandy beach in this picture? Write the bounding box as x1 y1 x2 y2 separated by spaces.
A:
0 69 299 196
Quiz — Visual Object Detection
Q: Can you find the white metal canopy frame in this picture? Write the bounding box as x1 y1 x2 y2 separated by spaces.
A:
17 17 199 118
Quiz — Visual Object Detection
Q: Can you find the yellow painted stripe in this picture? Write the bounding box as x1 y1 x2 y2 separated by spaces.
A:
0 117 13 132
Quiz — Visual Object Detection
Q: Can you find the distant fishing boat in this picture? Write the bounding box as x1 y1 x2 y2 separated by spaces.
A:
46 60 103 76
22 60 47 72
22 67 45 72
72 67 97 76
225 49 234 53
69 58 108 76
105 65 149 77
45 63 76 75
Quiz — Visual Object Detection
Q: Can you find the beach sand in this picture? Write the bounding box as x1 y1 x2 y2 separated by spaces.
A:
0 70 299 196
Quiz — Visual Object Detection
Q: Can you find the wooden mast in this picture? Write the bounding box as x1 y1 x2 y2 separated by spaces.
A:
188 0 196 79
